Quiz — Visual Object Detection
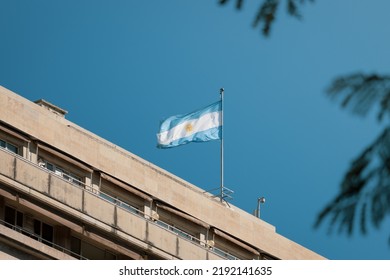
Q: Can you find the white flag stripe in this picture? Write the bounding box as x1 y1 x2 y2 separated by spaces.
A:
157 111 221 145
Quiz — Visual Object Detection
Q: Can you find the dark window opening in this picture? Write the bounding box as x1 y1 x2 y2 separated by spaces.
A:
70 236 117 260
71 236 82 258
0 139 18 154
33 219 54 246
4 206 23 231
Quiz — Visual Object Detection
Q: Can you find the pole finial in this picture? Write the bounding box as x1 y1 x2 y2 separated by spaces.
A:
220 88 224 95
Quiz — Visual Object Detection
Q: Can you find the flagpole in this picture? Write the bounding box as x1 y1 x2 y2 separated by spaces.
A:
220 88 224 203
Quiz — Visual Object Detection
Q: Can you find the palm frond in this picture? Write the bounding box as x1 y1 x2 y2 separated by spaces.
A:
218 0 314 36
315 127 390 236
327 73 390 122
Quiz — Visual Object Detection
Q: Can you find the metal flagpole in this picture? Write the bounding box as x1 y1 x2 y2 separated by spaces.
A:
220 88 224 203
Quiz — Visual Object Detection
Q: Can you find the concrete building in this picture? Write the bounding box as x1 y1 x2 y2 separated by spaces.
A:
0 86 325 260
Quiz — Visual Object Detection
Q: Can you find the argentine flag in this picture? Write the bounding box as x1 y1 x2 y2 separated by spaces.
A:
157 101 222 148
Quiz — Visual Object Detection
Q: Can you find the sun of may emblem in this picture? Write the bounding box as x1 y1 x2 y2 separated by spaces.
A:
185 123 193 133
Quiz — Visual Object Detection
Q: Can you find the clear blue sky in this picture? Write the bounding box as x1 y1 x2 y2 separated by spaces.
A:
1 0 390 260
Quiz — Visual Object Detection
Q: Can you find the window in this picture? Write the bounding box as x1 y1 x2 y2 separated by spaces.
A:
212 229 259 260
99 192 141 215
99 178 145 216
0 139 18 154
155 220 197 243
70 237 117 260
40 159 83 186
118 200 141 215
212 247 240 260
155 205 203 244
172 226 196 241
4 206 23 231
3 206 59 249
70 236 82 258
33 219 54 246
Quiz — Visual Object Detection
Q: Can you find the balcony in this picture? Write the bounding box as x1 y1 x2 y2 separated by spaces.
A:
0 218 85 259
0 148 230 260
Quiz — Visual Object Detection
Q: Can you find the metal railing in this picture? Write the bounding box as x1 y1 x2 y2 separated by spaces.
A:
0 218 87 259
0 147 241 260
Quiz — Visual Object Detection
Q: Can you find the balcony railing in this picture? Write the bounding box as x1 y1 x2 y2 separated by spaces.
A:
0 218 87 259
0 147 240 260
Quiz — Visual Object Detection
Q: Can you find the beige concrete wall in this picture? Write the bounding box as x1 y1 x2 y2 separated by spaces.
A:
175 237 209 260
116 207 148 240
84 191 115 226
0 151 14 178
15 158 50 194
0 86 325 259
49 175 83 211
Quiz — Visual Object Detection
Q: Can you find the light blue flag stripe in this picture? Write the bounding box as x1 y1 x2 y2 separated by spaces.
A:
158 101 221 133
158 126 222 149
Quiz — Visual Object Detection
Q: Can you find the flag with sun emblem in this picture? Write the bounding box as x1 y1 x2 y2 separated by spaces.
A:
157 101 222 148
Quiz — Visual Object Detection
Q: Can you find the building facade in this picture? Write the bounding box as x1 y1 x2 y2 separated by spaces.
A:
0 86 325 260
